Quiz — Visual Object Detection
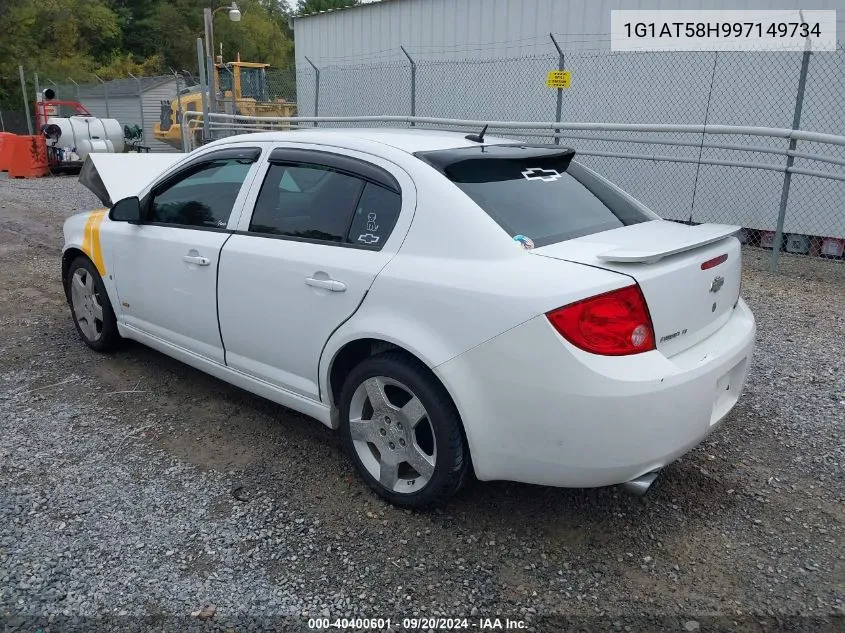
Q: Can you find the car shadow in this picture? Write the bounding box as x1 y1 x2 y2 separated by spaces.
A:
108 339 745 540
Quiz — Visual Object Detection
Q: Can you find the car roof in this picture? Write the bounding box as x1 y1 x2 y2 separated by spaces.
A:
209 127 517 154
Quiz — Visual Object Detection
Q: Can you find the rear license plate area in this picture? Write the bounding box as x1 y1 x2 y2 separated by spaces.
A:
710 359 746 425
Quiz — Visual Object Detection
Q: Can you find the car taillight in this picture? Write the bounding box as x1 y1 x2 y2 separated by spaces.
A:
701 253 728 270
546 285 656 356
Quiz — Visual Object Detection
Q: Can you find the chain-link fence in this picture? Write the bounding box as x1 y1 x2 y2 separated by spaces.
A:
9 44 844 268
286 44 845 266
9 66 299 155
10 70 190 153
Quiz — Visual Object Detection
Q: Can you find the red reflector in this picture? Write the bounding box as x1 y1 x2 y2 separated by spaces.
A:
546 285 656 356
701 253 728 270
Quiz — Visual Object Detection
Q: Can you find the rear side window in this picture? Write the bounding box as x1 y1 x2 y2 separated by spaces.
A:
416 145 656 248
347 183 401 247
249 161 401 248
250 163 364 242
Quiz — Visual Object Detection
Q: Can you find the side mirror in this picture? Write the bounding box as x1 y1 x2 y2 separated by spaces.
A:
110 196 142 223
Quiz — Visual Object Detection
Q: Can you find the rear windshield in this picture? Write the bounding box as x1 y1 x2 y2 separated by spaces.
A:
415 144 656 247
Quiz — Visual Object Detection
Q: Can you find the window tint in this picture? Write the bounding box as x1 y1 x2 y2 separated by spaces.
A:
347 183 401 247
278 164 331 193
150 158 252 229
416 145 656 248
250 163 366 243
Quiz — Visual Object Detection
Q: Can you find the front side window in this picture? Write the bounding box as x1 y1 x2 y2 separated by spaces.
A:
149 158 253 229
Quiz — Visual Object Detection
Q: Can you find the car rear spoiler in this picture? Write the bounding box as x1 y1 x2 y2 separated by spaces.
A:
596 223 741 264
79 153 186 207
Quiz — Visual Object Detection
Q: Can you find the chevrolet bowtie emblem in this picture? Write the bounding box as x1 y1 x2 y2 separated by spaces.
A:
521 167 561 182
357 233 380 245
710 276 725 293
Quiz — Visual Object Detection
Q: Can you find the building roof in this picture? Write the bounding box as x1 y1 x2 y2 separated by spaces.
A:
79 76 176 99
294 0 395 20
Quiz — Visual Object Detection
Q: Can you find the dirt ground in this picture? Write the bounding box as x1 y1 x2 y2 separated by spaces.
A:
0 175 843 632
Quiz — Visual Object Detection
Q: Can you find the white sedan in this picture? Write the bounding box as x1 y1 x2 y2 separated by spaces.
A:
64 128 755 507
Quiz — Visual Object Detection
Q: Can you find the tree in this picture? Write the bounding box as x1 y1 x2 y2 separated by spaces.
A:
212 0 294 67
0 0 121 107
95 53 166 80
296 0 359 16
0 0 296 110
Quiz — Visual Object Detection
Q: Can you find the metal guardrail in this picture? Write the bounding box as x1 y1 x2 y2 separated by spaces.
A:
181 112 845 271
191 112 845 145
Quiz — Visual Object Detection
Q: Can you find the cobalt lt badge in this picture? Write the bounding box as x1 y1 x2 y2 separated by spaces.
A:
710 276 725 293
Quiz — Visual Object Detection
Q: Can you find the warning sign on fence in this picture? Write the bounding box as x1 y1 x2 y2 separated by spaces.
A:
545 70 572 89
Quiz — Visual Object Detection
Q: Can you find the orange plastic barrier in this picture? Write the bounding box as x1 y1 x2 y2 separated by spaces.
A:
8 135 49 179
0 132 15 172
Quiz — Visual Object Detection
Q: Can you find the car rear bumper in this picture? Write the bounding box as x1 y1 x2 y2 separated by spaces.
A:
435 298 756 488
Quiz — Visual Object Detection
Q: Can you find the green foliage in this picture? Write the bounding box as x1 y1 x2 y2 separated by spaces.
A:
296 0 359 16
0 0 295 110
95 53 167 80
214 2 294 67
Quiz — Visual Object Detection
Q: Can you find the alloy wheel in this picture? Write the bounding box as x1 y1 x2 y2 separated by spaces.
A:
348 376 437 493
70 268 104 342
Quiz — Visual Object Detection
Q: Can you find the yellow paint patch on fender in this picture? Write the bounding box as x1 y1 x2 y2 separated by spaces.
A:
81 209 108 275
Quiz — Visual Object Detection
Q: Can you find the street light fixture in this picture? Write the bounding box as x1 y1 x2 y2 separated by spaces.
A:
228 2 242 22
203 2 242 124
204 2 242 65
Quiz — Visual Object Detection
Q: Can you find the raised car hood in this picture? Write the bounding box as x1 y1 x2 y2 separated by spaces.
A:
79 153 186 207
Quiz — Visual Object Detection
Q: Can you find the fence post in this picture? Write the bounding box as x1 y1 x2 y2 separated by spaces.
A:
18 65 33 134
197 38 210 145
128 73 146 146
173 70 188 153
33 73 41 131
203 7 217 126
400 45 416 125
68 77 81 103
95 76 110 117
549 34 564 145
771 38 812 273
305 56 319 126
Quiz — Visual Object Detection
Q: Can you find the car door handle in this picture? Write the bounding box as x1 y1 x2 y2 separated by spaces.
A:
183 255 210 266
305 277 347 292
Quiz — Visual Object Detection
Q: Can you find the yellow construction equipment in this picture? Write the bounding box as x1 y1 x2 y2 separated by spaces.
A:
154 55 297 149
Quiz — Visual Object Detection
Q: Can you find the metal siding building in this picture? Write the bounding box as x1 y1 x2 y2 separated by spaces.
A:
140 81 181 153
292 0 845 241
294 0 845 63
77 77 179 153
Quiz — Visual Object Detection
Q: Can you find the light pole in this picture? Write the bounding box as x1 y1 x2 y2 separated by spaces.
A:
203 2 241 128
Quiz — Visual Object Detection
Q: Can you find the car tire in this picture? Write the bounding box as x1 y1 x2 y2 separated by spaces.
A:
338 351 470 509
66 255 121 352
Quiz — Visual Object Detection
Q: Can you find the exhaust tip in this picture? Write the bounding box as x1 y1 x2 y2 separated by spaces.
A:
622 470 661 497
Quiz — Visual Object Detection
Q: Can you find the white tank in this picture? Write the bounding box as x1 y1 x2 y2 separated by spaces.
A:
45 115 125 160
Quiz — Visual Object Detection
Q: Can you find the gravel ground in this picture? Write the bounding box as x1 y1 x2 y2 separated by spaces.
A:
0 174 843 633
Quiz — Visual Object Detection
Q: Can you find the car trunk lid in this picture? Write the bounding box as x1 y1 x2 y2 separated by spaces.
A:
532 221 742 357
